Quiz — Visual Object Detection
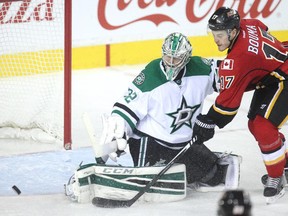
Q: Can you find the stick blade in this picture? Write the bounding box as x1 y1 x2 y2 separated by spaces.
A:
92 197 131 208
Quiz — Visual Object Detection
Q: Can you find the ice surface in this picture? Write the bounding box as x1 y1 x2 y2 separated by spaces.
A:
0 65 287 215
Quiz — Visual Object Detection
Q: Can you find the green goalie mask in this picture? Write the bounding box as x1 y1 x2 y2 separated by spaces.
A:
162 32 192 81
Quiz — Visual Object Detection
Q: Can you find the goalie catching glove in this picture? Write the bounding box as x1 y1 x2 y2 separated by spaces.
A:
192 114 216 145
100 114 127 162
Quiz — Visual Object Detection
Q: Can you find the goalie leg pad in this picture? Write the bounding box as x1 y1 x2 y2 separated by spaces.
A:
190 153 242 192
181 144 219 183
94 164 187 203
64 164 97 203
65 163 187 203
218 153 242 189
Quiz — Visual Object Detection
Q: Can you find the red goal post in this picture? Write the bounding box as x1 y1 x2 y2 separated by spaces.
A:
0 0 72 149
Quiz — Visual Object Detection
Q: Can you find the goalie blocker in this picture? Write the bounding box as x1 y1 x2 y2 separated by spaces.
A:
65 153 241 204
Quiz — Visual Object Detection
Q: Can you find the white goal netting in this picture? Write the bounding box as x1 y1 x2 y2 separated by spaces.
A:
0 0 66 143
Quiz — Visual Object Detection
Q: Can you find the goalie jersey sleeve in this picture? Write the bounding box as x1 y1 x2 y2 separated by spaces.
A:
112 57 218 148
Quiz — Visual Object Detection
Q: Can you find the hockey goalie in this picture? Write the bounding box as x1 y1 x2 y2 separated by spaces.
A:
65 32 241 206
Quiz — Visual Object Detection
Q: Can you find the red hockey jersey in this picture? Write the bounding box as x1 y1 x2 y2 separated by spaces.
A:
208 19 288 128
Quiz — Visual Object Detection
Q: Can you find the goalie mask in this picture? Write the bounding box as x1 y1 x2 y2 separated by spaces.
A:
217 190 252 216
162 32 192 81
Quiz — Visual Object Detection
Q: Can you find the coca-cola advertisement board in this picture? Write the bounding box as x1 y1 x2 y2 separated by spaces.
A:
73 0 287 46
1 0 287 47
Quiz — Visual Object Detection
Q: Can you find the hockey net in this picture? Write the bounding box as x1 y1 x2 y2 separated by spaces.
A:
0 0 72 149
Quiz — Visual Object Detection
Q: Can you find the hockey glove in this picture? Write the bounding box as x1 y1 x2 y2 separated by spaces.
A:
192 114 215 145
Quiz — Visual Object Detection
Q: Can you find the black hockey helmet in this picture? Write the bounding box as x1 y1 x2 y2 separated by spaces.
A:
217 190 252 216
208 7 240 31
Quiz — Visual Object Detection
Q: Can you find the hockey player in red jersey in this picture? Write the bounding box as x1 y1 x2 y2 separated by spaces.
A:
192 7 288 204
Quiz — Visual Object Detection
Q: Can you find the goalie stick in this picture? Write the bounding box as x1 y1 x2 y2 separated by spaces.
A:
82 112 107 164
82 112 123 164
92 139 195 208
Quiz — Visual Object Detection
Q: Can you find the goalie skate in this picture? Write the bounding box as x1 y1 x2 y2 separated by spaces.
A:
64 174 78 202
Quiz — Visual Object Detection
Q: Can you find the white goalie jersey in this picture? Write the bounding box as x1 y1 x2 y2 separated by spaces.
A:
111 56 219 149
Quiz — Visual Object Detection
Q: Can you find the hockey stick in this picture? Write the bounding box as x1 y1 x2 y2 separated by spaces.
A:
82 112 108 164
92 140 194 208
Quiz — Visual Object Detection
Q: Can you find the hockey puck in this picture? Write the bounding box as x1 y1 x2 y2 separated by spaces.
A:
12 185 21 195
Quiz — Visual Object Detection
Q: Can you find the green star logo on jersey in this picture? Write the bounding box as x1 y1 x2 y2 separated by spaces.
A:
167 97 200 133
